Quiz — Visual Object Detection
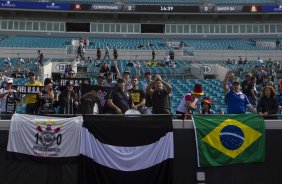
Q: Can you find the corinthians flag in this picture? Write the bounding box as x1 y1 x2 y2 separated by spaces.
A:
78 115 174 184
7 114 82 164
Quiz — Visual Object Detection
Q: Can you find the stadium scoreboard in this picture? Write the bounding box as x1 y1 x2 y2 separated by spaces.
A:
0 1 282 13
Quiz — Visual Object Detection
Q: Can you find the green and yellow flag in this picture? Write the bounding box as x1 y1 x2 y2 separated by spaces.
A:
192 114 265 167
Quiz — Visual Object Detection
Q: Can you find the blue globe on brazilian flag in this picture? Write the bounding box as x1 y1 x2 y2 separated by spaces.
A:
192 114 265 167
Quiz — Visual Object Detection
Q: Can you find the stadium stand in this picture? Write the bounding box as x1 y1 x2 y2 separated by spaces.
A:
86 37 170 50
172 38 275 50
0 36 75 48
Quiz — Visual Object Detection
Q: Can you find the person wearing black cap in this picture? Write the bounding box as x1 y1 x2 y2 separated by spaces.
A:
223 71 256 114
58 81 78 114
36 78 57 114
107 78 134 114
25 72 43 114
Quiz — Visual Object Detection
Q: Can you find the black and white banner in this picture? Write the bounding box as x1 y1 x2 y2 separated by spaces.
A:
16 85 44 94
7 114 83 164
60 78 91 86
78 115 174 184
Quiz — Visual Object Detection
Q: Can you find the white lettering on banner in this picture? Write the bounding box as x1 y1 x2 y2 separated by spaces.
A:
17 86 43 94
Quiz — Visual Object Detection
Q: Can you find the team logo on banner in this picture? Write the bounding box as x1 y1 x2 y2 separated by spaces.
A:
33 119 63 157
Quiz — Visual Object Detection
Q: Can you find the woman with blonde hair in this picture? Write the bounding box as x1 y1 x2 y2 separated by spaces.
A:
257 86 279 119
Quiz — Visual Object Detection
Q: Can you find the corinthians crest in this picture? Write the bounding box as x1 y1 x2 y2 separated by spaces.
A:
33 119 63 156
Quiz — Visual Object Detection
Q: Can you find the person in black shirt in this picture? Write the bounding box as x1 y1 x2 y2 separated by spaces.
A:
36 78 57 114
113 48 118 60
152 49 155 61
128 76 146 114
107 78 133 114
58 81 78 114
146 75 172 114
97 48 101 60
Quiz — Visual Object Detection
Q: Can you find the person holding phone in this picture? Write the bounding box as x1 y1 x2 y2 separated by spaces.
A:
36 78 57 114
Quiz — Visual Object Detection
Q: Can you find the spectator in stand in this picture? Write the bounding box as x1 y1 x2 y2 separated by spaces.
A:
12 68 24 79
247 76 258 106
276 39 280 50
123 70 132 91
103 45 110 61
123 64 140 91
152 49 155 61
79 89 100 114
113 48 118 60
97 48 101 60
241 73 252 96
257 86 279 119
238 57 243 64
37 50 44 66
262 74 275 89
176 83 204 119
67 69 76 79
279 80 282 95
199 97 215 114
110 60 120 79
107 78 134 114
164 53 170 66
104 72 117 88
257 57 264 65
25 72 43 114
169 50 174 63
96 74 105 86
223 71 256 114
226 58 232 65
255 66 267 85
77 42 84 60
143 72 153 109
19 57 25 66
100 63 110 75
146 75 172 114
243 58 248 64
58 81 78 114
36 78 57 114
128 76 146 114
0 77 21 119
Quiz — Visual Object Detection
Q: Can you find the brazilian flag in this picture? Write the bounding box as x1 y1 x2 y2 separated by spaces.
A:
192 114 265 167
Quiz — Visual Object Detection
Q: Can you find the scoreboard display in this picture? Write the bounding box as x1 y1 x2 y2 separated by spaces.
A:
0 1 279 13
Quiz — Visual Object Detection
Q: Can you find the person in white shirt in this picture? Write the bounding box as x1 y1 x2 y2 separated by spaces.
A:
176 83 204 119
0 77 21 119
